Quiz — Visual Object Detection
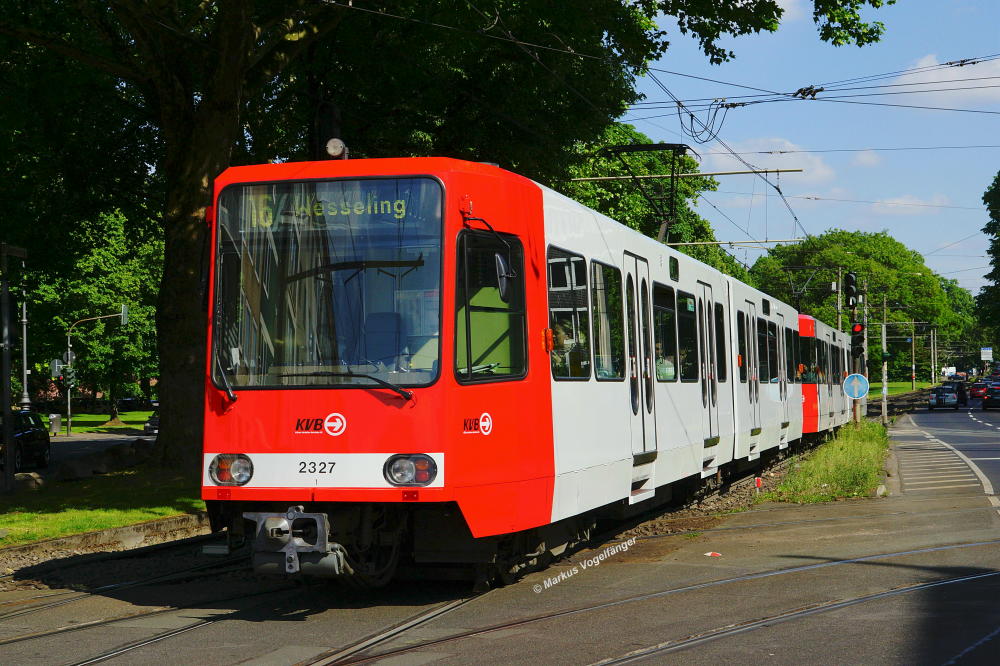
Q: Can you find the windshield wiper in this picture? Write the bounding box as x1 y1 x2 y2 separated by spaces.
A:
277 371 413 401
216 355 238 402
287 257 424 284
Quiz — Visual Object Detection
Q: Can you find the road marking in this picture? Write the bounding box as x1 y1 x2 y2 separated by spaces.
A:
907 478 980 485
967 457 1000 461
906 472 980 480
916 428 1000 513
905 483 983 491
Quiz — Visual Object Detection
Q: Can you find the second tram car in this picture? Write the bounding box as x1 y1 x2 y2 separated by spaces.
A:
798 314 852 434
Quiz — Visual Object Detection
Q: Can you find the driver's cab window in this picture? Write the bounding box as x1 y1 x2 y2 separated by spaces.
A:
455 230 526 381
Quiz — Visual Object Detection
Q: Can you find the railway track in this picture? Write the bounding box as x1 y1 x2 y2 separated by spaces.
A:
590 569 1000 664
321 537 1000 665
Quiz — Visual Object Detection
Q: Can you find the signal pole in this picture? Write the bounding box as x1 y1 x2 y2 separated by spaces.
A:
911 323 916 392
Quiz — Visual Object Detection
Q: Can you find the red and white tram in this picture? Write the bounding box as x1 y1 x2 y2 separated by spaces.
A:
201 157 850 584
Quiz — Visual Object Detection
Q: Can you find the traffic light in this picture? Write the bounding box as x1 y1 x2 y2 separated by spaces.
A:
63 366 77 388
850 322 865 358
844 272 858 308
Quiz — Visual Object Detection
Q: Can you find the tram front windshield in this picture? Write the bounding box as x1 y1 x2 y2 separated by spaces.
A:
213 177 442 389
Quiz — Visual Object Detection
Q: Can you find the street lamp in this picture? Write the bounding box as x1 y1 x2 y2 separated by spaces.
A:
64 305 129 435
18 289 30 409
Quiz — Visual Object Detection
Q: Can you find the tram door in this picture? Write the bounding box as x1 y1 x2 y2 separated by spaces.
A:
777 312 790 425
624 253 656 458
745 300 761 433
699 283 719 446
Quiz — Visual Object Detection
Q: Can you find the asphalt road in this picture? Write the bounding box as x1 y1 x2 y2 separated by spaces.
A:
46 431 147 472
907 398 1000 499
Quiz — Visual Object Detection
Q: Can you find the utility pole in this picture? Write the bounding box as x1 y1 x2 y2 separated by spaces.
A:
862 279 869 376
881 295 888 425
930 329 936 384
836 266 843 331
911 323 916 392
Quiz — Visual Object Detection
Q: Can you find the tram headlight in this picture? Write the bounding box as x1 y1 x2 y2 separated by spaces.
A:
209 454 254 486
384 454 437 486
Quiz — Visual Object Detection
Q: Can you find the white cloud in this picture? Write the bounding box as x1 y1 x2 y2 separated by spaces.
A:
776 0 806 22
880 54 1000 105
870 193 951 216
852 150 881 167
701 137 835 185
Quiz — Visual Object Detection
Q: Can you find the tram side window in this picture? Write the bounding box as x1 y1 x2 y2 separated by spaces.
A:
817 340 829 384
714 303 727 383
757 318 769 384
547 247 591 379
455 231 526 381
767 321 779 383
800 337 816 383
653 283 678 381
737 311 747 382
590 262 625 380
677 292 699 381
785 327 798 383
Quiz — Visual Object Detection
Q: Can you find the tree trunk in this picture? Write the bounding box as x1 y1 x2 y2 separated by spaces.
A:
151 9 254 476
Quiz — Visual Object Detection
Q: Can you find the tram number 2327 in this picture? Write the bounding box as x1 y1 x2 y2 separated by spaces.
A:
298 461 337 474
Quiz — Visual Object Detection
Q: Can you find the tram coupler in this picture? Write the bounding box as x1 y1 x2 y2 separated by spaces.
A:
243 505 354 577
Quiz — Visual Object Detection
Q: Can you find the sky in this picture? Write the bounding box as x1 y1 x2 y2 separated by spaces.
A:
620 0 999 296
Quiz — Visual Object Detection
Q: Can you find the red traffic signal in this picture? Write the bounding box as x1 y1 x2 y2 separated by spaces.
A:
850 322 865 358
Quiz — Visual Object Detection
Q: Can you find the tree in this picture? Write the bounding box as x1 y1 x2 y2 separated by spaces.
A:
0 1 899 470
557 123 750 280
978 171 1000 352
749 230 977 381
30 211 160 421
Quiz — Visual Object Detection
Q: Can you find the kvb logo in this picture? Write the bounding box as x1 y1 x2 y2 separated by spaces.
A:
463 412 494 435
323 413 347 437
294 413 347 436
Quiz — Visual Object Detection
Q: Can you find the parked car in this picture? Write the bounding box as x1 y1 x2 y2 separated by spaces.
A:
0 410 51 471
971 383 989 399
144 410 160 436
941 381 969 406
929 387 959 410
984 388 1000 411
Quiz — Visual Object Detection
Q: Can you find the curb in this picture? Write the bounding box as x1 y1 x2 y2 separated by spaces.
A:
0 512 211 571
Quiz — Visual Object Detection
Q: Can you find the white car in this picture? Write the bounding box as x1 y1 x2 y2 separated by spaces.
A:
928 389 958 410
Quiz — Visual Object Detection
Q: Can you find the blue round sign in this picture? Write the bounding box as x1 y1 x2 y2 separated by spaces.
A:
843 373 870 399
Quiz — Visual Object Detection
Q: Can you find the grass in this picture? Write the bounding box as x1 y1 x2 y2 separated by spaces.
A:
43 410 155 435
0 469 203 549
868 381 933 396
759 420 889 504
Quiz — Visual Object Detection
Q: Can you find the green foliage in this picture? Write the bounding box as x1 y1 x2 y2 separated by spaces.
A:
29 211 161 411
555 124 750 280
760 420 889 503
749 230 983 380
978 171 1000 350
